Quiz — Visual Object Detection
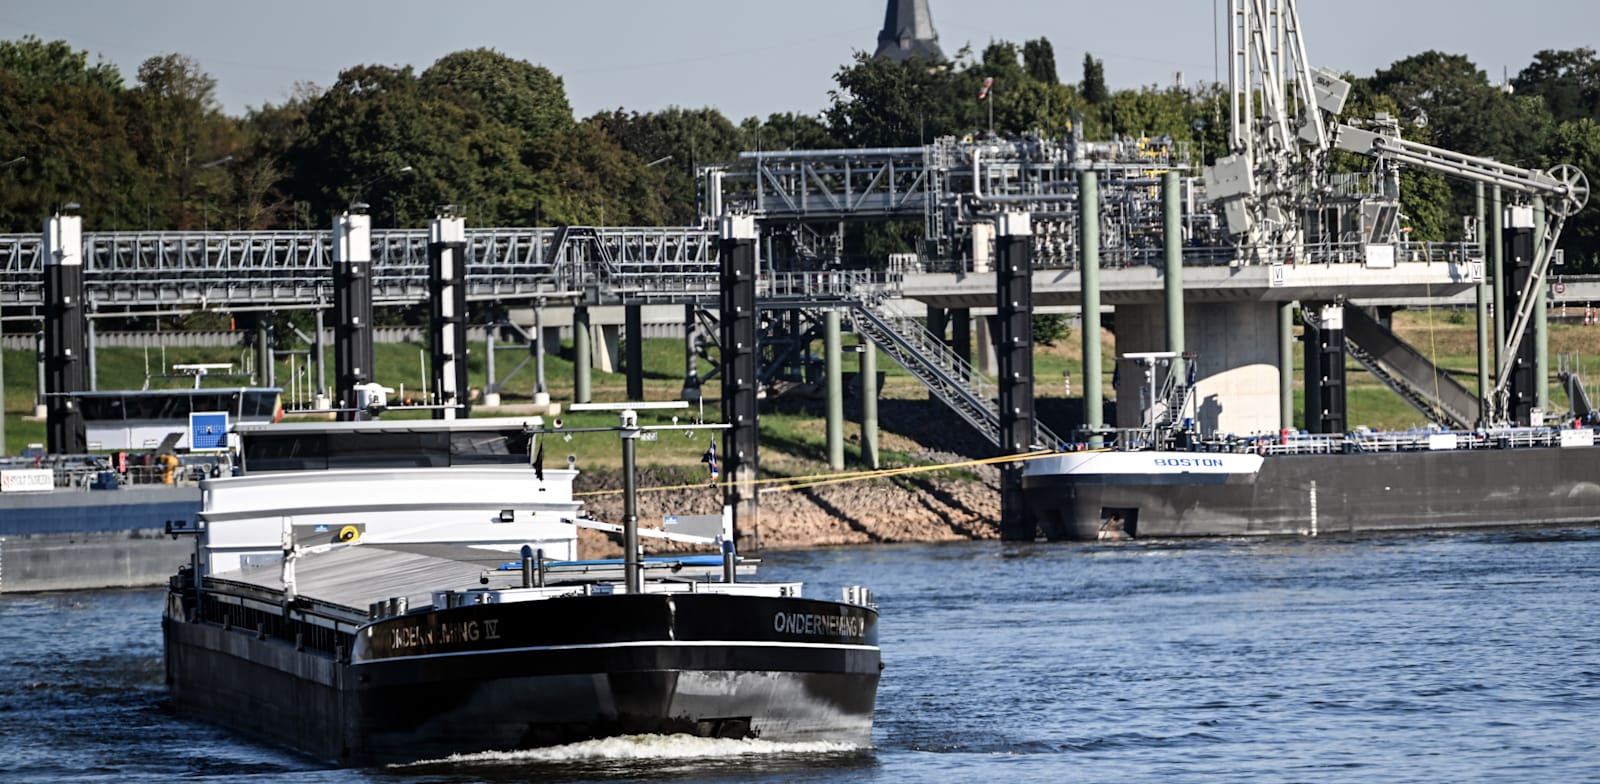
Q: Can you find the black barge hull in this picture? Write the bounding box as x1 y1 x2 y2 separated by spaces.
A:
164 591 879 765
1023 446 1600 539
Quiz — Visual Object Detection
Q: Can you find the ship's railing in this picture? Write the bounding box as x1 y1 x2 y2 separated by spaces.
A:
0 453 227 491
1097 424 1598 456
1205 426 1593 456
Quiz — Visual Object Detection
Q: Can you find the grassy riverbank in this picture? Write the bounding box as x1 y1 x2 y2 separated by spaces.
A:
5 309 1599 458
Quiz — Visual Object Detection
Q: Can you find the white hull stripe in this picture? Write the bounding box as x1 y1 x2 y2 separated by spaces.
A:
357 638 880 665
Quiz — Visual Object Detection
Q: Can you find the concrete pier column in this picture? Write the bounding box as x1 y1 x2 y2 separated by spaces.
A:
1117 302 1283 436
974 316 999 374
1162 171 1186 382
86 319 97 391
825 309 844 471
859 337 879 469
534 301 549 406
1079 170 1104 442
927 307 949 347
256 321 273 388
313 308 328 408
681 304 701 402
951 308 972 365
573 305 592 404
1279 302 1295 430
35 330 47 419
1475 182 1490 425
43 212 86 453
595 324 621 374
625 304 644 400
483 324 499 407
332 209 374 420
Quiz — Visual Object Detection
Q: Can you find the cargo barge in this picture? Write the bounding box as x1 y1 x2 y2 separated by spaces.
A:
161 416 881 765
1022 427 1600 539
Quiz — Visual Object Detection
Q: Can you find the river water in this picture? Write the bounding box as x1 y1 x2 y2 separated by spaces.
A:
3 527 1597 783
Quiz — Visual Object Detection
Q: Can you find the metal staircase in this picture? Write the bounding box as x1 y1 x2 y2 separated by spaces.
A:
1344 340 1467 429
1558 353 1594 421
848 292 1062 450
1151 372 1194 432
1341 304 1478 429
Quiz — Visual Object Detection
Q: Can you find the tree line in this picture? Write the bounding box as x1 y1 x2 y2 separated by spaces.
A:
2 35 1597 269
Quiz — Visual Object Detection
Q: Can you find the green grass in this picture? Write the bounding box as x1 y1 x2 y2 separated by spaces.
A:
6 312 1598 455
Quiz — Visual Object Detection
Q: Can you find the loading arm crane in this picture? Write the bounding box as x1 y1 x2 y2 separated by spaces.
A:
1333 124 1591 423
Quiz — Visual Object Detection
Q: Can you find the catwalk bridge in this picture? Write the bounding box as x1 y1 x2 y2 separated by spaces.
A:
0 223 1064 450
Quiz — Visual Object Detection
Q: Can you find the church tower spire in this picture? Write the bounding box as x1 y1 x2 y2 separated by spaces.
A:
874 0 944 62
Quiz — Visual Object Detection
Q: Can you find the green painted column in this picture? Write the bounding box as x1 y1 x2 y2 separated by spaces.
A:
1080 170 1103 443
1162 171 1185 383
825 310 844 471
860 338 879 469
1535 196 1549 413
573 305 591 404
1475 183 1490 425
1280 302 1295 430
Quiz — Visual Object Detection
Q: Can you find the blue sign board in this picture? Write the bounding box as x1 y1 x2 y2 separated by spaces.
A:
189 412 229 452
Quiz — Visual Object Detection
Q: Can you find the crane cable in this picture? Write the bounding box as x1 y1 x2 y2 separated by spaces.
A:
572 448 1082 499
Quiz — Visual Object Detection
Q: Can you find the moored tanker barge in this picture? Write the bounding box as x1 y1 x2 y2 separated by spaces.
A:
1022 426 1600 539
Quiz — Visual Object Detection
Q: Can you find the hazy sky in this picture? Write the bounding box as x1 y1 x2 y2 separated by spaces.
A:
6 0 1595 120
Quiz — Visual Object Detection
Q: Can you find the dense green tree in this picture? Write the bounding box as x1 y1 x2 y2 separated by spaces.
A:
419 49 573 139
528 121 668 226
0 36 122 93
826 51 973 147
1544 118 1600 270
235 83 319 229
126 53 239 229
1514 48 1600 125
1023 38 1059 86
588 106 745 224
747 112 836 151
0 39 151 231
1081 53 1109 105
1098 86 1195 139
289 63 539 228
1369 51 1550 165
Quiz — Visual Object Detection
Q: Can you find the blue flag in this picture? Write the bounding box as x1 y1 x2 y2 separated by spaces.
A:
701 441 719 484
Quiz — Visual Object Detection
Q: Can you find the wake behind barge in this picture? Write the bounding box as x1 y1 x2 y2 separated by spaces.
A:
1022 426 1600 539
163 417 880 765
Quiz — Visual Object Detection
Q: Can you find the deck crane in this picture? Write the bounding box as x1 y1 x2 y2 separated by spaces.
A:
1207 0 1589 425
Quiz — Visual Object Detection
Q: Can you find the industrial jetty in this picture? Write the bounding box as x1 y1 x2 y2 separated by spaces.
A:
162 415 881 765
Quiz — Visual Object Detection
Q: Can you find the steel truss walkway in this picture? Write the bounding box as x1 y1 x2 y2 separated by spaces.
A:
1 224 1048 447
725 135 1209 266
0 226 721 309
730 269 1060 450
